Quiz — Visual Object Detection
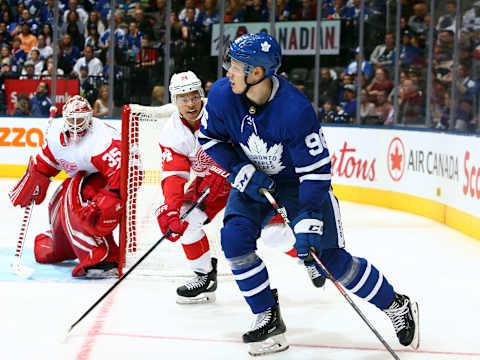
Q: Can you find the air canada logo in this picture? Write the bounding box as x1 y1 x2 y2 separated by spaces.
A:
387 137 405 181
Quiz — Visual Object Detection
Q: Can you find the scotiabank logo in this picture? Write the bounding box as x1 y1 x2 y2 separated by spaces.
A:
387 137 405 182
0 127 43 147
463 151 480 199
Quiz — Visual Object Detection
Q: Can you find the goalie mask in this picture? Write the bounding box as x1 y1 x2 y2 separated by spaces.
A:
62 95 93 142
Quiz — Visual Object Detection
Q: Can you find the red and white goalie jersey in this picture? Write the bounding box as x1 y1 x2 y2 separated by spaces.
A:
38 116 121 189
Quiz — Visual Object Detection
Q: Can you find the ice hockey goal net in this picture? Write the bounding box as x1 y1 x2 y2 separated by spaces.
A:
119 104 227 278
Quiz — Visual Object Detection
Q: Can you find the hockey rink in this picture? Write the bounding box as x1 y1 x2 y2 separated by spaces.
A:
1 178 479 360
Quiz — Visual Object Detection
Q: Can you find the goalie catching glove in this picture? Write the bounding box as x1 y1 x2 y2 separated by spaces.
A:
156 204 188 242
292 211 324 260
9 156 52 207
77 188 123 237
228 163 274 203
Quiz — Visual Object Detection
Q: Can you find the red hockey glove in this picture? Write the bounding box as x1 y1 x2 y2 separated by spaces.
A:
78 189 123 237
155 204 188 242
199 165 230 202
9 156 51 207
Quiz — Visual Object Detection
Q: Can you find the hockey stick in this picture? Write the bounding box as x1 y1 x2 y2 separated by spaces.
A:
11 108 57 279
12 200 35 278
63 186 211 341
259 188 400 360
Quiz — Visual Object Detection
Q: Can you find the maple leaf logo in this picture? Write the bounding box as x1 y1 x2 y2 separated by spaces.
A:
261 41 271 52
390 145 402 170
240 133 285 175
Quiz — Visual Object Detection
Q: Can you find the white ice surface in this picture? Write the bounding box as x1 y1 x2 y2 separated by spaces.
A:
1 178 479 360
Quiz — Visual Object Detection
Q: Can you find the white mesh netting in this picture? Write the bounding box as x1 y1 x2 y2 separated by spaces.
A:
120 104 229 278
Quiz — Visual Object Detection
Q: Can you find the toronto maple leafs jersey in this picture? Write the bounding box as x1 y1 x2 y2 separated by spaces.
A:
199 75 332 212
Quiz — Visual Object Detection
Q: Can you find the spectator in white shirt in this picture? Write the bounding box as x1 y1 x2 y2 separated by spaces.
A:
72 45 103 77
63 0 89 27
35 34 53 59
29 48 44 75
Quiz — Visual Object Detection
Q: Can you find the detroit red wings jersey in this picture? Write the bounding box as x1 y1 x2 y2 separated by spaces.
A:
158 110 215 182
37 117 122 189
158 110 217 209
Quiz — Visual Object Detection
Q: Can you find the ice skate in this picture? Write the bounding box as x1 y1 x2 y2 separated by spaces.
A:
384 293 420 350
176 258 217 304
84 261 118 279
304 260 326 288
242 289 289 356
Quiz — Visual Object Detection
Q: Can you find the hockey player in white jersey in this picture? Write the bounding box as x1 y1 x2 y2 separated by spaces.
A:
9 95 123 278
156 71 325 304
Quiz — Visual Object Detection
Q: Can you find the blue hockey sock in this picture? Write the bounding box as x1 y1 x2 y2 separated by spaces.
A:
230 254 274 314
339 256 395 310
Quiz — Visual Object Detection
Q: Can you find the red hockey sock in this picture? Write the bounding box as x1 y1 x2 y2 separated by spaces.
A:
181 235 210 260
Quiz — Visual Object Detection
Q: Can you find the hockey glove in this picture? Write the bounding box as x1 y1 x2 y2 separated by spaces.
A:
155 204 188 242
78 189 123 237
199 165 231 202
9 156 51 207
292 211 324 260
228 163 274 203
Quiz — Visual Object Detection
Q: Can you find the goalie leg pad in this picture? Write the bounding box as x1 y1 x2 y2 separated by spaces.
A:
34 232 57 263
247 334 289 356
72 237 118 277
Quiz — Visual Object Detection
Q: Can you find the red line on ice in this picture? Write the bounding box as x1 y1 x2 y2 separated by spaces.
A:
75 291 117 360
98 331 480 357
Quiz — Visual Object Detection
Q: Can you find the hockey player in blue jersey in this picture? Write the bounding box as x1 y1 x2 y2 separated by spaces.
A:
198 33 420 356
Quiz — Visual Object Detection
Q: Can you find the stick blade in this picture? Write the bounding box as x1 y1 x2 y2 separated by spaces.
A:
12 261 35 279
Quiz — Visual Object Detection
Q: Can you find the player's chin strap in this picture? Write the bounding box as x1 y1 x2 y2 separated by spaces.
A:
241 75 266 96
259 188 401 360
62 186 211 342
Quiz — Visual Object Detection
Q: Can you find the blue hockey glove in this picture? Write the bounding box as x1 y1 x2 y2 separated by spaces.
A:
292 212 324 260
228 163 274 203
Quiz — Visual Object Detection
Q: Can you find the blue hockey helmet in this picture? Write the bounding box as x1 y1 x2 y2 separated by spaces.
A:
224 33 282 77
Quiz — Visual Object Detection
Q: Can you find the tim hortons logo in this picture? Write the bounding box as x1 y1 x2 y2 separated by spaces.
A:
330 141 376 181
463 151 480 199
387 137 405 182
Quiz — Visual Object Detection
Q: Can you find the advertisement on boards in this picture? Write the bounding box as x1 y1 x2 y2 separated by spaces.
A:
211 20 341 56
322 127 480 218
4 79 79 116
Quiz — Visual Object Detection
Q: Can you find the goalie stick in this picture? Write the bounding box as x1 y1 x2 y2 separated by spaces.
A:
11 107 57 279
259 188 401 360
12 200 35 278
63 186 211 341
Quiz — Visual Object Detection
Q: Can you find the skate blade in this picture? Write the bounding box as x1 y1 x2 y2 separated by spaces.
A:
176 292 216 304
409 301 420 350
247 334 289 356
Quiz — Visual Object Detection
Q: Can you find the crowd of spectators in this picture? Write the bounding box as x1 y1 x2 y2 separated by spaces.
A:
0 0 477 131
287 0 480 132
